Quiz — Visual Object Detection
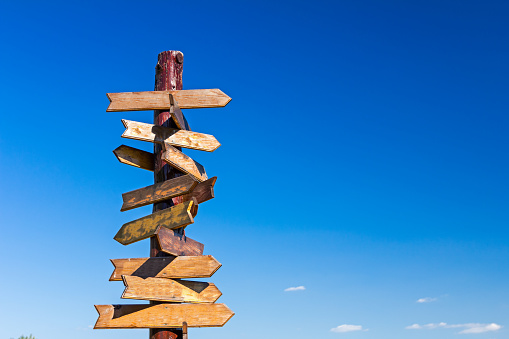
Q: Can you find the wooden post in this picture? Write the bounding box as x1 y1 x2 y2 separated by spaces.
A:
182 322 188 339
150 50 185 339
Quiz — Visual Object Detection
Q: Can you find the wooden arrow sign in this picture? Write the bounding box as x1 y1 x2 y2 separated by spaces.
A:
109 255 221 281
122 276 222 303
106 89 231 111
181 176 217 205
122 119 220 152
114 199 196 245
121 174 198 212
163 144 207 182
113 145 154 171
94 303 234 328
169 94 191 131
156 226 204 256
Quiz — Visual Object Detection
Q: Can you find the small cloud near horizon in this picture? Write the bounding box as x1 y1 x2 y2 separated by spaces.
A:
417 297 438 303
284 286 305 292
406 322 502 334
331 324 367 333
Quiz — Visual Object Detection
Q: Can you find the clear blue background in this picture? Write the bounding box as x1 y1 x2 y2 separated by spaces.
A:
0 0 508 338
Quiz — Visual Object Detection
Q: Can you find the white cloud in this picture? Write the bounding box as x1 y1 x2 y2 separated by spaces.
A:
406 322 502 334
406 322 447 330
330 324 366 333
284 286 305 292
417 297 437 303
459 323 502 334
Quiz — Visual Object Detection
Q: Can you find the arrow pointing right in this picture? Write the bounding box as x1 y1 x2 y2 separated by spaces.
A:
109 255 222 281
94 303 234 328
106 89 231 111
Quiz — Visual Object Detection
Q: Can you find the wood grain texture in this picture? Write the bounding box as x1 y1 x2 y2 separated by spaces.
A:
114 199 196 245
122 119 220 152
94 303 234 328
181 176 216 204
156 227 204 256
122 276 222 303
162 144 207 182
151 49 184 339
169 95 190 131
109 255 221 281
121 175 198 212
113 145 154 171
106 89 232 111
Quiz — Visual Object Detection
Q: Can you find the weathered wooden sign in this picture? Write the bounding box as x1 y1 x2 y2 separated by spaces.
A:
121 174 198 212
94 303 234 328
109 255 221 281
163 144 207 181
113 145 154 171
156 226 204 256
114 199 196 245
181 176 217 204
122 119 220 152
106 89 231 111
169 94 190 131
99 52 234 336
122 276 222 303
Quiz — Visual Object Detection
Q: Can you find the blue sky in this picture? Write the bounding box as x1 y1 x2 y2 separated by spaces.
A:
0 0 508 338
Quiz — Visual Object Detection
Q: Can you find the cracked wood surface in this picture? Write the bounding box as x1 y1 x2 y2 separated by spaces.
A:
121 174 197 212
94 303 234 328
109 255 221 281
122 119 220 152
106 89 231 111
122 276 221 303
162 144 207 182
114 199 196 245
113 145 154 171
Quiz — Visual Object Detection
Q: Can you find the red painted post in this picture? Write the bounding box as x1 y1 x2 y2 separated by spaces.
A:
150 50 185 339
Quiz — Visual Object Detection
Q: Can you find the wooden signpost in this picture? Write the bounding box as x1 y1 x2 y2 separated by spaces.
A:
113 145 155 171
106 89 231 111
156 227 204 256
114 198 197 245
122 276 222 303
95 50 234 339
121 174 198 212
94 304 234 328
109 256 222 280
162 144 208 182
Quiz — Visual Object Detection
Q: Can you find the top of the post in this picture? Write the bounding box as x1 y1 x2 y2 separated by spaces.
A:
155 51 184 92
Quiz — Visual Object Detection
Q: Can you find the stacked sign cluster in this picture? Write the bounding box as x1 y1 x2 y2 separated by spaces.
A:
93 89 234 330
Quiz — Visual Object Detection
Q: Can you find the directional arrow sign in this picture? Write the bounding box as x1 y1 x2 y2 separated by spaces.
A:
94 303 234 328
113 145 154 171
122 119 220 152
122 276 222 303
106 89 231 111
109 255 221 281
169 94 191 131
181 176 217 205
114 199 196 245
121 174 198 212
163 144 207 182
156 226 204 256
